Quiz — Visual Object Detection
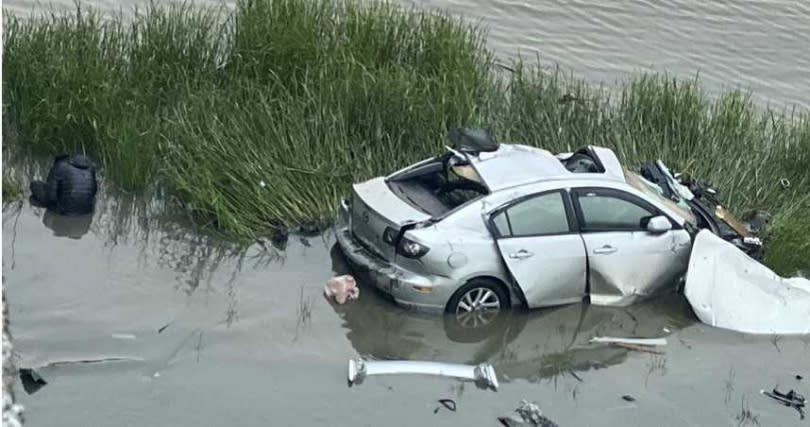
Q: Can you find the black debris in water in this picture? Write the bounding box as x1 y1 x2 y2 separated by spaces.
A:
761 388 806 419
300 237 311 247
797 375 804 381
622 395 636 402
433 398 456 414
158 323 171 334
298 222 322 236
19 368 48 394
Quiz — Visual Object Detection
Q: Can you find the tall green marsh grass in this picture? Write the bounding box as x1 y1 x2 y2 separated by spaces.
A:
3 0 808 272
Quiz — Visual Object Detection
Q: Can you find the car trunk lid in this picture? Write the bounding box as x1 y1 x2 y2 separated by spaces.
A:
351 177 432 261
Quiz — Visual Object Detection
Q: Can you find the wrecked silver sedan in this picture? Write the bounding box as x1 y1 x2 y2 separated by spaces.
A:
335 129 761 319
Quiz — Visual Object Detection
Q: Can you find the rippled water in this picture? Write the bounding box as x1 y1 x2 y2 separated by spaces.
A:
4 0 810 109
3 1 810 426
4 188 809 426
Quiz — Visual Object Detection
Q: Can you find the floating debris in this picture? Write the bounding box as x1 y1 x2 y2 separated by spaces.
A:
433 398 456 414
324 275 360 305
347 359 498 392
614 343 665 354
111 333 136 340
497 400 558 427
622 395 636 402
590 337 667 346
19 369 47 395
760 388 805 419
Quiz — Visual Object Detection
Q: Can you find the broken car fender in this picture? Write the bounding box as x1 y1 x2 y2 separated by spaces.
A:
684 230 810 334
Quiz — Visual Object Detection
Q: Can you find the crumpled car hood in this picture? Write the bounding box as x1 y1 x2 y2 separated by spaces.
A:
684 230 810 334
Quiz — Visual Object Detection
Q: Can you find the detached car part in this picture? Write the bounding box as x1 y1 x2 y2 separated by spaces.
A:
684 230 810 334
347 358 499 391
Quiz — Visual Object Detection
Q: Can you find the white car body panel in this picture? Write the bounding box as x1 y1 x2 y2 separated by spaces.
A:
684 230 810 334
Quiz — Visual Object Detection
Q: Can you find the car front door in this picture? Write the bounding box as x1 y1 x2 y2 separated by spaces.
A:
489 190 588 308
571 187 692 306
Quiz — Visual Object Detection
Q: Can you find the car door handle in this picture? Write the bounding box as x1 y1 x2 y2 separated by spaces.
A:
509 250 534 260
593 245 617 255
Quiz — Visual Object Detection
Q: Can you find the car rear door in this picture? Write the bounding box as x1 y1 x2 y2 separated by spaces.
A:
571 187 692 306
489 190 588 308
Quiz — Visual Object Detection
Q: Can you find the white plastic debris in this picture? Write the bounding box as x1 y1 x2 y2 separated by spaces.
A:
684 230 810 334
324 275 360 305
590 337 667 346
347 359 499 392
111 333 136 340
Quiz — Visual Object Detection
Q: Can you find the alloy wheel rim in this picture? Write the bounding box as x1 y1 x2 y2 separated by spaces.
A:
455 287 501 328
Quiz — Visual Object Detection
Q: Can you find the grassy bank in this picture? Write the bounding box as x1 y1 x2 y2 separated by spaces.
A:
3 0 808 272
2 171 23 203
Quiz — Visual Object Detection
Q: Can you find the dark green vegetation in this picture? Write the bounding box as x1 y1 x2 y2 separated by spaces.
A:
2 166 22 203
3 0 808 273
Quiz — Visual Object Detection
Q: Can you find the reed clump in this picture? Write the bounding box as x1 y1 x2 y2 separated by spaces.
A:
3 0 808 272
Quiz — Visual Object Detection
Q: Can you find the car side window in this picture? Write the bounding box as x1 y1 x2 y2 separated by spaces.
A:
575 189 655 231
492 191 570 237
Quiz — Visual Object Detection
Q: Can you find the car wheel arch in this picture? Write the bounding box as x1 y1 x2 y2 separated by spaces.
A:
445 275 525 312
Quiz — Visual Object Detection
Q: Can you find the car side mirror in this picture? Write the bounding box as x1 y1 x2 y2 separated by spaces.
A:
644 215 672 233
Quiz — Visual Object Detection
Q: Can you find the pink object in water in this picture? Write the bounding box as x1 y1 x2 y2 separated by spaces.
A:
324 275 360 304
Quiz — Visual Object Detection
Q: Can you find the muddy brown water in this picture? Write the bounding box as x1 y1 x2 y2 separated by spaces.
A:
3 188 809 426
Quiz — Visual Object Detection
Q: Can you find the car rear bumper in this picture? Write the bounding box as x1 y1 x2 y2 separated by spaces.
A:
335 198 452 313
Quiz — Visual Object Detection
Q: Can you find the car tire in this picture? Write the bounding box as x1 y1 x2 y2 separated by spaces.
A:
444 278 510 342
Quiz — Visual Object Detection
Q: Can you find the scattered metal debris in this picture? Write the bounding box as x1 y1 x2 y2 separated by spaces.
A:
497 400 558 427
760 388 805 419
347 359 499 391
433 398 456 414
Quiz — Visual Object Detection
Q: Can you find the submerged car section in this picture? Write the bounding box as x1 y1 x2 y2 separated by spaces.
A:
336 129 750 316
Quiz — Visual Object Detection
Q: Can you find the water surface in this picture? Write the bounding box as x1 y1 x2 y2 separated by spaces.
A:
4 0 809 108
3 191 808 426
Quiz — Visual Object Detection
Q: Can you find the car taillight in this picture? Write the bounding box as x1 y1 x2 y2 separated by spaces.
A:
397 236 430 259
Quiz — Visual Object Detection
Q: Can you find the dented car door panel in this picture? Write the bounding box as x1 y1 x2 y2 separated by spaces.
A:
572 187 691 306
581 231 691 306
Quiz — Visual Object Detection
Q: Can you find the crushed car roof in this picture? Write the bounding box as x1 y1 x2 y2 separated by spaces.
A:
469 143 625 191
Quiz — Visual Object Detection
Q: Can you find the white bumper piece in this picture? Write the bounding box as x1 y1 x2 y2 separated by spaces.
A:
347 359 499 391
